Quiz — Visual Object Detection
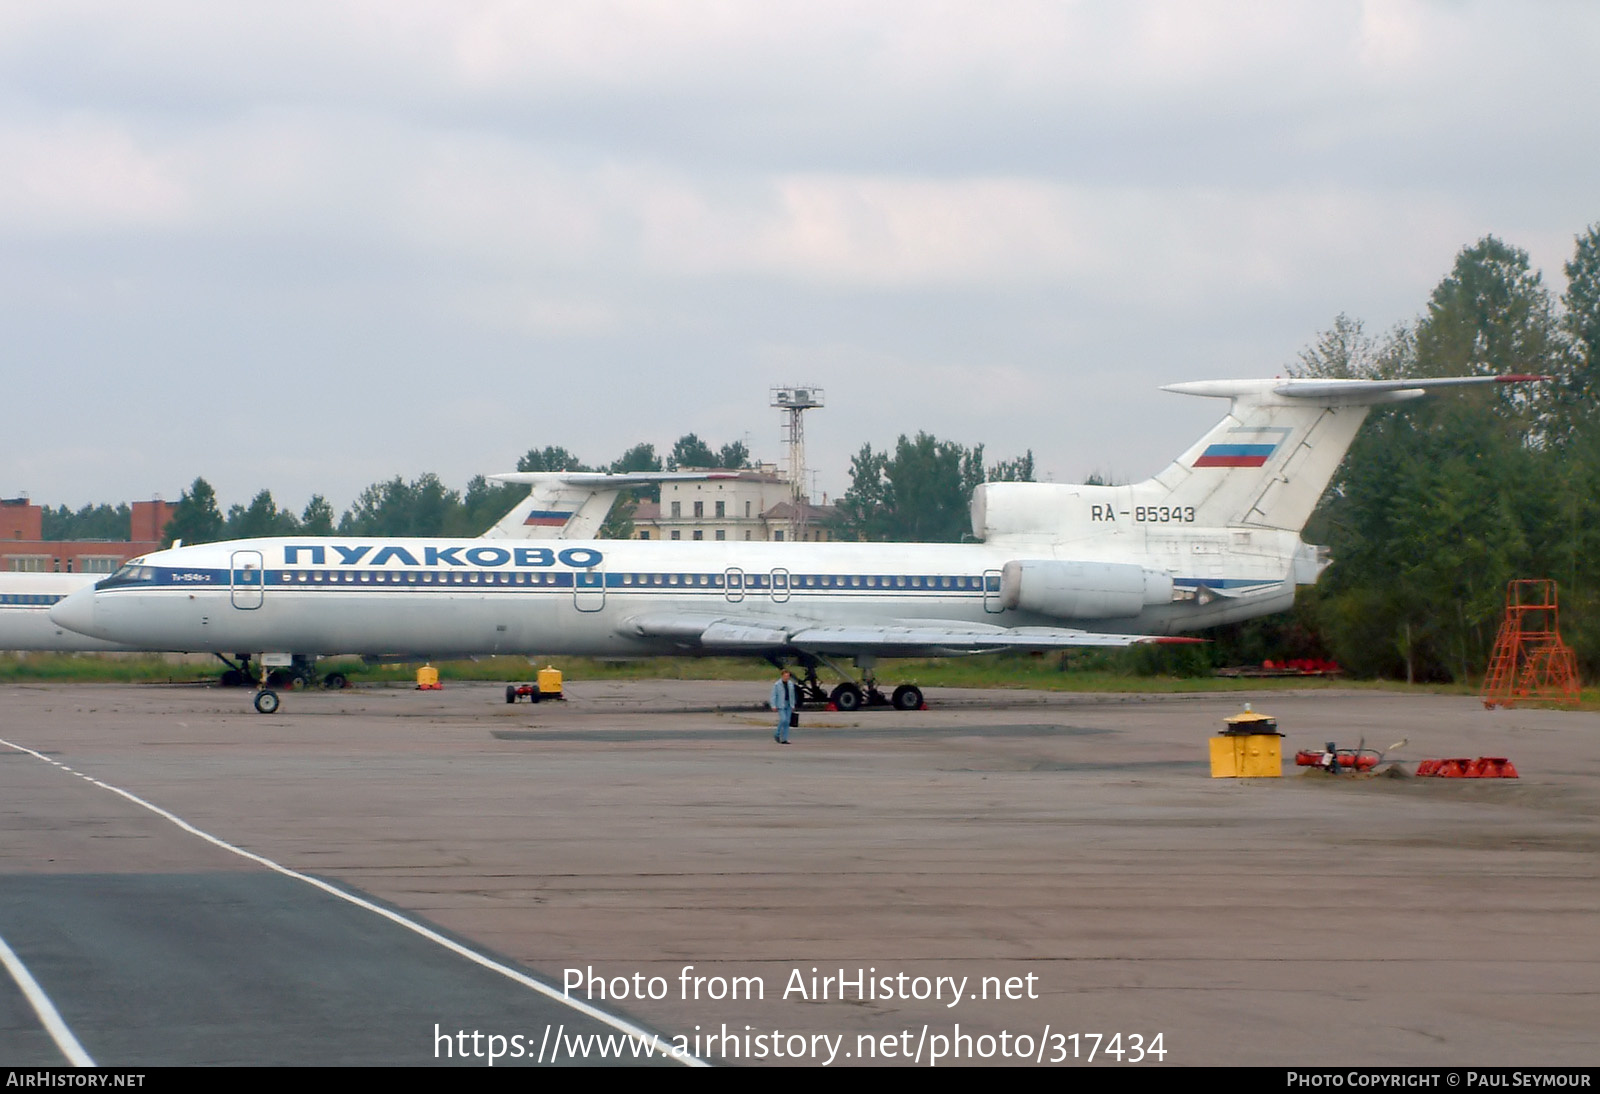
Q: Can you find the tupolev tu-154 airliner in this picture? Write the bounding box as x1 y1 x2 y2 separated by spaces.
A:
49 375 1539 713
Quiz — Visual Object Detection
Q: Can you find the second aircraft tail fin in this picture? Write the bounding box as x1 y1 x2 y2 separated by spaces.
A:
974 375 1541 541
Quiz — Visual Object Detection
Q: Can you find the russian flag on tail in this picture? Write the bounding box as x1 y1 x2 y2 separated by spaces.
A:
1194 444 1277 468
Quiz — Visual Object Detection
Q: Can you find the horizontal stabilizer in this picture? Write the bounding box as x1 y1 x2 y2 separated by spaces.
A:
1274 374 1549 400
489 471 753 487
1163 374 1547 407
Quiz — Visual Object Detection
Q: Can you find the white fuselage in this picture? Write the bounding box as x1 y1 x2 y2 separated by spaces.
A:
0 572 129 652
50 531 1300 660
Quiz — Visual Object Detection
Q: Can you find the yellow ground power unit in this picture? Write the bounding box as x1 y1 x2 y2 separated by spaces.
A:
538 665 564 698
1209 706 1283 778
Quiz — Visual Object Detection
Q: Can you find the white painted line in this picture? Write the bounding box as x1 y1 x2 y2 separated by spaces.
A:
0 930 97 1067
1 736 706 1067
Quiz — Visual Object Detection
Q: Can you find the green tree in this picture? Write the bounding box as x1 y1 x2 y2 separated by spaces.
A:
1297 234 1573 682
717 440 751 469
1558 223 1600 431
450 474 525 536
833 445 889 540
669 434 718 470
987 450 1035 482
42 503 131 540
1310 400 1525 681
516 446 588 473
1549 225 1600 668
163 478 224 546
300 495 335 535
1294 313 1411 380
228 489 299 538
1415 235 1569 433
338 474 461 537
609 444 661 474
834 434 993 542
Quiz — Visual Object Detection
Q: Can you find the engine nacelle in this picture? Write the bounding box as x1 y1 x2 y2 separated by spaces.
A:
1000 559 1174 620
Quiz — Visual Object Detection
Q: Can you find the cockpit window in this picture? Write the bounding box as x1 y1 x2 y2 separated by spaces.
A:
97 564 158 589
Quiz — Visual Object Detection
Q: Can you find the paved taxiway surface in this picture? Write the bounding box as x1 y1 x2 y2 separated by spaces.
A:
1 680 1596 1066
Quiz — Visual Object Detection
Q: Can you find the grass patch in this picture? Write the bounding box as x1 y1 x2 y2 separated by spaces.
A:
8 649 1593 707
0 653 219 684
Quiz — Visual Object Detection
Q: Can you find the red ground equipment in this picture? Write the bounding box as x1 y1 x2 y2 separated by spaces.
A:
1414 757 1519 778
1294 747 1379 772
1481 580 1581 709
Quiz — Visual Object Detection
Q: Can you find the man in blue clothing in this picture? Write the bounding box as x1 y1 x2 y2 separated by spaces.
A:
771 669 797 744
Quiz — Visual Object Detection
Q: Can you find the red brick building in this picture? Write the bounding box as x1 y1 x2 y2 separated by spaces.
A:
1 498 174 573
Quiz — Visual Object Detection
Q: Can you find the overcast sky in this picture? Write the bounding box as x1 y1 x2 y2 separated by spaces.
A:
3 1 1596 515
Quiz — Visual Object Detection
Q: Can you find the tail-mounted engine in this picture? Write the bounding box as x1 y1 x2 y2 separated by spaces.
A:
1000 560 1174 620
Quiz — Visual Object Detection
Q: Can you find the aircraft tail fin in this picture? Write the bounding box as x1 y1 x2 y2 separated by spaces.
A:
973 375 1542 543
1143 375 1540 531
480 476 624 539
481 470 754 539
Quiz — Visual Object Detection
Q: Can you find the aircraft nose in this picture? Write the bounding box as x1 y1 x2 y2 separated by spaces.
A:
49 585 103 637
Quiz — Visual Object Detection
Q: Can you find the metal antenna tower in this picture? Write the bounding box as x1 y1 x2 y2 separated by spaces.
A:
770 385 824 541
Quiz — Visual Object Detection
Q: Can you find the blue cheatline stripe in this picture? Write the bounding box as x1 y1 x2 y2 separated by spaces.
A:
100 567 1012 596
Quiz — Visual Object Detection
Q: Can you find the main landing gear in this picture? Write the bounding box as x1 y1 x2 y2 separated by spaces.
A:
783 657 926 713
215 653 349 696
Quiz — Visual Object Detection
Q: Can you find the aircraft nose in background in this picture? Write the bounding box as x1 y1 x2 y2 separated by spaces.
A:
49 585 102 637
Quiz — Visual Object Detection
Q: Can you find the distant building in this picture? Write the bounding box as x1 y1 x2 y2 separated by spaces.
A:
630 467 837 543
0 498 174 573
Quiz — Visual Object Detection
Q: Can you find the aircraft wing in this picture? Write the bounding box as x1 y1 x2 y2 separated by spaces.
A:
621 612 1196 657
